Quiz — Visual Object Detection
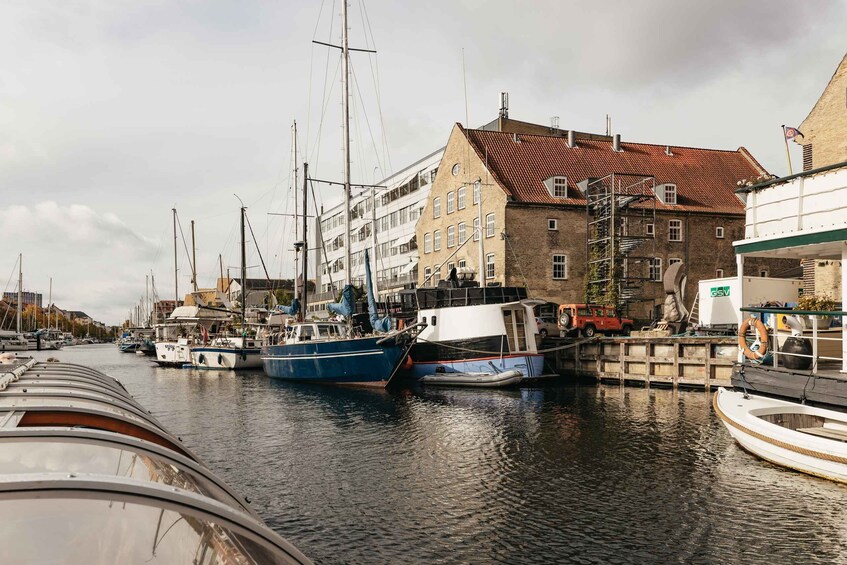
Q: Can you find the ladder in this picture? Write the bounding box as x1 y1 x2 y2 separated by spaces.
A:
687 290 700 326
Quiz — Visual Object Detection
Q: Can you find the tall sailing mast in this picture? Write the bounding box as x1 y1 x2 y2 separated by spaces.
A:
341 0 352 291
16 254 22 334
172 209 179 304
240 205 247 329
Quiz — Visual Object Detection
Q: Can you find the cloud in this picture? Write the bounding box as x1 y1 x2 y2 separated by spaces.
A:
0 202 161 324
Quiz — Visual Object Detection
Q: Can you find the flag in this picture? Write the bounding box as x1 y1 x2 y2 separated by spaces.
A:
784 126 804 140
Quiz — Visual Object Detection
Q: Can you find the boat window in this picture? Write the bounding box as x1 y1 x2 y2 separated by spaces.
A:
421 317 427 325
317 325 332 337
0 498 287 564
431 316 436 326
299 326 314 341
0 439 243 510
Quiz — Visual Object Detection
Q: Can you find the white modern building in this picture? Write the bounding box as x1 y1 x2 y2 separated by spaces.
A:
310 148 444 314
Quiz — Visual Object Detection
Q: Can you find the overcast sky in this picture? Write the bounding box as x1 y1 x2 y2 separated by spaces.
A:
1 0 845 326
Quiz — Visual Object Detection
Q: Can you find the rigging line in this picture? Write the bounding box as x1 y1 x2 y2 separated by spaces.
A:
244 211 272 282
305 0 334 158
308 55 342 187
310 176 335 292
307 2 340 175
357 0 391 171
503 229 531 297
174 212 196 288
349 62 385 177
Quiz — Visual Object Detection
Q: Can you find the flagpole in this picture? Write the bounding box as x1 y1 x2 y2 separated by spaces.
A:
781 124 793 175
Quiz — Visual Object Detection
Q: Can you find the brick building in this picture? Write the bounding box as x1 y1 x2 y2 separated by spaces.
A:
796 52 847 296
417 123 794 322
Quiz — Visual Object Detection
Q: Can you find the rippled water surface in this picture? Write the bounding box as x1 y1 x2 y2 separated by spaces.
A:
32 345 847 564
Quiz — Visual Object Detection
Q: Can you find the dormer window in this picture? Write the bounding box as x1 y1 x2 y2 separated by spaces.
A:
543 176 568 199
655 183 677 205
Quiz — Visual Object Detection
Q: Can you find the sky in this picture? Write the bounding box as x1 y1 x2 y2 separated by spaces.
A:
0 0 845 326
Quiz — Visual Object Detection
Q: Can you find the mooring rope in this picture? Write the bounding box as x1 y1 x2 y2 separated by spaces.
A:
412 336 599 356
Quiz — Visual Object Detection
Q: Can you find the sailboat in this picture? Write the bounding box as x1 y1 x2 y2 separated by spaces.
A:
190 204 263 370
262 7 420 385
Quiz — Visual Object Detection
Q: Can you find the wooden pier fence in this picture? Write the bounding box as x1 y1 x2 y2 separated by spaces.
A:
546 335 737 389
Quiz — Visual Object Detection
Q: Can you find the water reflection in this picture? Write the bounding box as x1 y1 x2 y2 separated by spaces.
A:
27 346 847 564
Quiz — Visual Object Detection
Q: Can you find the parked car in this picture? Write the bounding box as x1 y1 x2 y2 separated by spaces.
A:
535 317 559 338
557 304 634 337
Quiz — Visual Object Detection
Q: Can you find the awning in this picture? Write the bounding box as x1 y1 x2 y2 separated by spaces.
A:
402 260 419 274
391 232 416 248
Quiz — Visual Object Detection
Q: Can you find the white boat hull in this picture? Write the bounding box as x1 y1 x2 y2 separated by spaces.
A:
190 348 263 370
714 387 847 483
154 340 193 367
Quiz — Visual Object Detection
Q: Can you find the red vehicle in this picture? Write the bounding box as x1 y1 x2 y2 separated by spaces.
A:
557 304 634 338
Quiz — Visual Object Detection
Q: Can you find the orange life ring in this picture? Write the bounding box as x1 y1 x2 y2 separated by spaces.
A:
738 316 769 360
402 355 413 371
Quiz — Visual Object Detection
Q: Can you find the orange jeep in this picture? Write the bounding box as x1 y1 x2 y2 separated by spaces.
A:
557 304 634 338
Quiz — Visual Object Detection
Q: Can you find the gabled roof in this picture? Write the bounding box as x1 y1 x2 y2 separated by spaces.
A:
799 52 847 134
462 125 766 214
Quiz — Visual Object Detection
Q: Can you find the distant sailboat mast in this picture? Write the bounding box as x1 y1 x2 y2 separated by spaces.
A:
17 253 22 334
341 0 352 292
172 208 179 304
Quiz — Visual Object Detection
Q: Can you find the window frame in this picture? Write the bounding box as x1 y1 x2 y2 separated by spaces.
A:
552 254 567 280
646 223 655 236
458 222 467 244
457 187 466 210
485 213 495 238
447 225 456 248
716 226 725 239
485 253 495 279
649 257 663 281
424 233 432 254
715 268 724 278
668 219 683 242
447 191 455 214
548 219 558 231
432 197 441 219
552 176 567 198
663 184 677 205
433 230 441 252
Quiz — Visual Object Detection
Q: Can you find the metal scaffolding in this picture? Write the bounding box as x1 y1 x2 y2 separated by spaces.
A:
585 173 657 313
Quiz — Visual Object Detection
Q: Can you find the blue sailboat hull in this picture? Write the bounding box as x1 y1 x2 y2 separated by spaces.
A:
262 336 407 386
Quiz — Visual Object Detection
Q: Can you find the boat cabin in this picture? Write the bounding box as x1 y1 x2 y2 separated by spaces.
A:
733 161 847 406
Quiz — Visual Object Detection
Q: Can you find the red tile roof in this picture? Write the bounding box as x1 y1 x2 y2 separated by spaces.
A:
462 125 766 214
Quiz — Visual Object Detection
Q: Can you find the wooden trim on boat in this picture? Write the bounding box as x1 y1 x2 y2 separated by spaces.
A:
713 390 847 466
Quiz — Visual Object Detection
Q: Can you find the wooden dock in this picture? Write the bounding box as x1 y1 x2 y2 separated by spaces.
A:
546 335 737 389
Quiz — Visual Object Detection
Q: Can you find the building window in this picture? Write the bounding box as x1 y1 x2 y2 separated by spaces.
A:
669 258 682 266
548 219 558 231
451 163 460 176
434 230 441 251
447 226 456 248
447 262 455 274
424 266 432 281
646 223 654 236
485 253 495 279
473 181 480 205
649 257 663 281
458 222 467 244
447 191 455 214
716 226 724 239
552 254 567 280
760 268 769 277
668 219 682 242
433 197 441 218
433 266 442 284
663 184 677 205
473 217 480 241
715 268 724 278
457 187 466 210
424 233 432 254
458 259 466 269
553 177 567 198
486 213 495 238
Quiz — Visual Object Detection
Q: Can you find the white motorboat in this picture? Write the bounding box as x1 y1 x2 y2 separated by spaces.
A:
0 331 28 352
191 335 263 370
714 387 847 483
419 369 523 388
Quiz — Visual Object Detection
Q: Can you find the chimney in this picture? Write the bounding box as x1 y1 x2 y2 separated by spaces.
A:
512 132 521 144
567 130 576 148
550 116 560 131
665 145 673 156
612 134 622 152
499 92 509 119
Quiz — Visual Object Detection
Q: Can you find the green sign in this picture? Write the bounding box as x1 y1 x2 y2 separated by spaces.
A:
710 286 730 298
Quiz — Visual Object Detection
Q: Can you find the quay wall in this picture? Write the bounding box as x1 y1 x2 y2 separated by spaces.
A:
547 335 737 389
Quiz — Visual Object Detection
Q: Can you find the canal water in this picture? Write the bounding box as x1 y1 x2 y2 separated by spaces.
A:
30 345 847 564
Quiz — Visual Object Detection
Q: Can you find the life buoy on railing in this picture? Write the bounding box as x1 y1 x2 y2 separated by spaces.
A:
738 316 769 360
402 355 413 371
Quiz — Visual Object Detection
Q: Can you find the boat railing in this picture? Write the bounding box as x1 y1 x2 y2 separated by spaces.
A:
741 306 845 374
